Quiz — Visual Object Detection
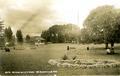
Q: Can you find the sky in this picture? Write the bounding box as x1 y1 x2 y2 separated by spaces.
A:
0 0 120 34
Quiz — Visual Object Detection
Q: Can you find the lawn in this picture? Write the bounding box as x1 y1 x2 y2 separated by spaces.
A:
0 43 120 75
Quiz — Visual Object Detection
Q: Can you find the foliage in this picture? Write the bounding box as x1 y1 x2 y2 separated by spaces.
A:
16 30 23 43
4 26 15 46
0 20 5 46
72 56 77 60
41 24 80 43
5 26 13 41
62 54 68 60
25 34 31 43
83 5 120 48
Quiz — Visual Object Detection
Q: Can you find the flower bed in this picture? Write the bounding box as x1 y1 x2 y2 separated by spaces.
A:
48 59 120 69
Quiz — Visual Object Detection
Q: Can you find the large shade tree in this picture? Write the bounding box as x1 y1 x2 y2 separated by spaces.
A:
83 5 120 49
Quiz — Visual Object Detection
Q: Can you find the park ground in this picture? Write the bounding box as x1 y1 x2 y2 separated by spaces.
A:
0 43 120 75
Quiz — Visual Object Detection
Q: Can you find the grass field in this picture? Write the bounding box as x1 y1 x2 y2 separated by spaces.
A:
0 43 120 75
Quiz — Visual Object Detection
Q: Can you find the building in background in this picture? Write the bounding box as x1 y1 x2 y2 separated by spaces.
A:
29 34 45 45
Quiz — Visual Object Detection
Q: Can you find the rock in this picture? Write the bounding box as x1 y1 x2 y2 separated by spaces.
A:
62 63 70 67
48 59 120 68
48 59 57 65
57 63 61 67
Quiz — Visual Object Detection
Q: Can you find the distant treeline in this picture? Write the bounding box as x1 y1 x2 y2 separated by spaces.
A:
0 20 24 46
41 24 80 43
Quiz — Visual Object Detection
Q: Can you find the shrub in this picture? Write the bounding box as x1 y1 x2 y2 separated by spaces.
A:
72 56 77 60
62 54 68 60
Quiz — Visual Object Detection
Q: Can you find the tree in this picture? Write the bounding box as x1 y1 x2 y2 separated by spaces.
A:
83 5 120 49
41 24 80 43
41 30 50 42
4 26 15 46
80 28 92 43
25 34 31 43
0 20 5 47
5 27 13 40
16 30 23 44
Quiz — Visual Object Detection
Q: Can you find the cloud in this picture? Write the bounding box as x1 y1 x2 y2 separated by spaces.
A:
0 0 56 35
0 0 120 35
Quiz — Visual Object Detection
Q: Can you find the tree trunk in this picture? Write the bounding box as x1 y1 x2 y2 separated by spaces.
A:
110 42 114 54
111 42 114 49
105 43 109 49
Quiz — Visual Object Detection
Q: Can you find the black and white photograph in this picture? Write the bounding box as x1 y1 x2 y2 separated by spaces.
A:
0 0 120 76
